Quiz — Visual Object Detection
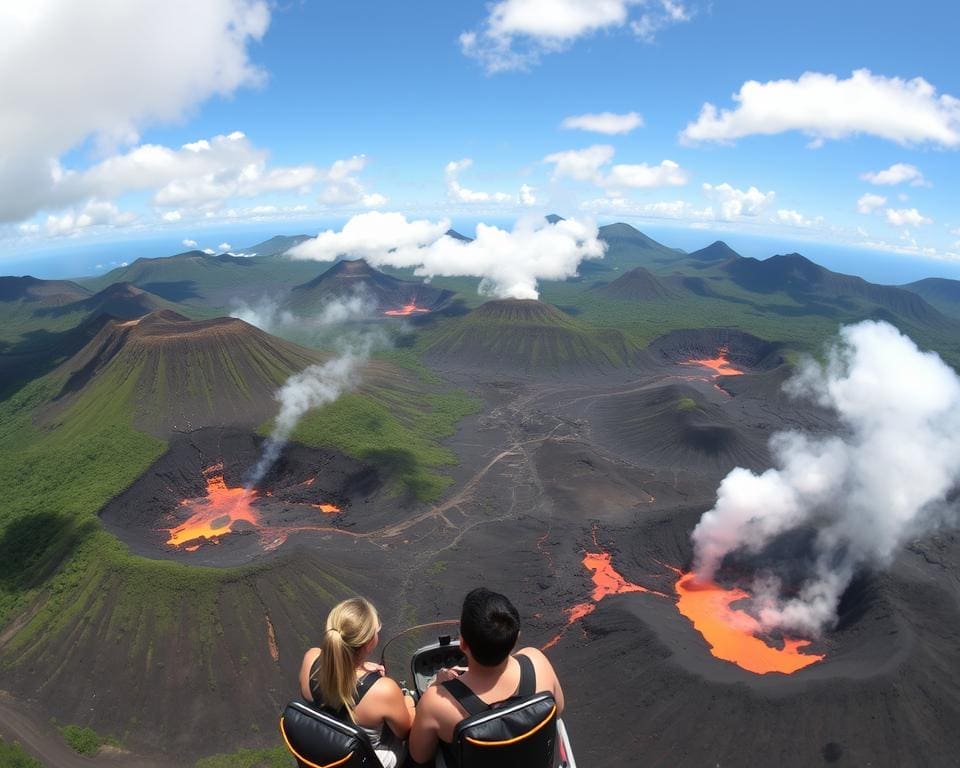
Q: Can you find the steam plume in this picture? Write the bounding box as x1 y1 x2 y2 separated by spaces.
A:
231 290 373 333
692 321 960 635
245 335 375 488
286 212 605 300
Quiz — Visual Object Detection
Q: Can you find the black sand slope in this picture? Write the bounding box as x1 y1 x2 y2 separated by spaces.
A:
587 382 770 473
424 299 634 376
288 258 454 313
553 513 960 768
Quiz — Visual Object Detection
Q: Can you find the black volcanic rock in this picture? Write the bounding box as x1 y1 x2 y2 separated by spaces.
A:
688 240 742 262
288 258 453 313
596 267 674 300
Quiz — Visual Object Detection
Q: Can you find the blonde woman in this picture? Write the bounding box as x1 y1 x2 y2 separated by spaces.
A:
298 597 415 768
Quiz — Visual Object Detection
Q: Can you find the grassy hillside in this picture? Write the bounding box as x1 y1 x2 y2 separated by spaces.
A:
0 322 477 758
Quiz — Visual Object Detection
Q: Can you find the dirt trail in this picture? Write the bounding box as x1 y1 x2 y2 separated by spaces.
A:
0 692 169 768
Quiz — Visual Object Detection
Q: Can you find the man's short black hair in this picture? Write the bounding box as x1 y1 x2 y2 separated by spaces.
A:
460 587 520 666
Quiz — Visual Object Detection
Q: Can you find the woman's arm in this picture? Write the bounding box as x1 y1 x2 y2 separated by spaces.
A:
298 648 321 701
371 677 415 739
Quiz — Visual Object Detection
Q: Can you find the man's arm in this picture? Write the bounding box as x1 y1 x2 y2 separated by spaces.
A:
408 685 442 763
519 647 565 715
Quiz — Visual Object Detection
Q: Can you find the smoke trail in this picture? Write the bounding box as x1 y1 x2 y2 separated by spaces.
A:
231 290 374 333
691 321 960 635
245 336 375 488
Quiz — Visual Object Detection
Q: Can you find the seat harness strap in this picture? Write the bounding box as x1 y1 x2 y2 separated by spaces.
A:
442 653 536 716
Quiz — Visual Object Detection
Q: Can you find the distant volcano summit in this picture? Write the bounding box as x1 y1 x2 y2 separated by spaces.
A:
51 310 325 436
424 298 634 375
288 258 453 315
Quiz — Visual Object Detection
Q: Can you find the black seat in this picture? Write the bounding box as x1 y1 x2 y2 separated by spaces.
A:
448 692 559 768
280 700 381 768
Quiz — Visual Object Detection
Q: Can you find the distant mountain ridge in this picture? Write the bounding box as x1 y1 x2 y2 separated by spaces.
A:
723 252 947 325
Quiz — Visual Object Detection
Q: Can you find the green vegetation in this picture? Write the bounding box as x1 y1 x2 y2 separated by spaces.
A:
676 397 698 412
195 744 294 768
293 386 479 501
58 723 118 756
0 739 41 768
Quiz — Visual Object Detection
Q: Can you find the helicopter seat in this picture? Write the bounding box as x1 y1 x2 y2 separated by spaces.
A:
280 699 382 768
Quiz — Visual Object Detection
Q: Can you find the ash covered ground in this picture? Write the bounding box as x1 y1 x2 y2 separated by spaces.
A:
86 328 960 767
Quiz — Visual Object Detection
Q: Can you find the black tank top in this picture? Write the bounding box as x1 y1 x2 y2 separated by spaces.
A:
307 661 380 720
438 653 537 768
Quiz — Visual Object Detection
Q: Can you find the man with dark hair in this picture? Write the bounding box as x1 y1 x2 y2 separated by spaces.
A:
408 588 565 766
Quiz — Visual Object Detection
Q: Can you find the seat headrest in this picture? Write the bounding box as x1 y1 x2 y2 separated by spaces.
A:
280 700 377 768
452 693 558 767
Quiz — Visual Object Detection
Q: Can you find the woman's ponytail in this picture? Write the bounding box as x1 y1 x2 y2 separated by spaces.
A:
311 597 380 721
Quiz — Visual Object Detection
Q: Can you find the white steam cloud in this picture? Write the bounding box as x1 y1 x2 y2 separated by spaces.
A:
230 291 373 334
245 338 375 489
230 297 294 333
287 212 606 300
692 321 960 635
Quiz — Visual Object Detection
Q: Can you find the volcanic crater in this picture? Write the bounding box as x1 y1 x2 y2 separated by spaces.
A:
99 428 388 566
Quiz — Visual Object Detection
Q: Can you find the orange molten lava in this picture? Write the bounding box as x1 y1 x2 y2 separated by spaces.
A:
681 346 744 377
166 470 260 548
674 572 824 674
384 301 431 316
166 466 344 550
544 544 668 649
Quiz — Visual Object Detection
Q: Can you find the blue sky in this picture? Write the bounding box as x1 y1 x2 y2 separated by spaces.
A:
3 0 960 283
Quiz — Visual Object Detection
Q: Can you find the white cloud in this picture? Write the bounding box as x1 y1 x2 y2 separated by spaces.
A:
885 208 932 227
632 0 691 41
519 184 537 206
44 200 136 237
445 159 513 204
544 145 615 183
288 212 605 300
775 209 822 229
182 238 198 248
544 144 688 191
861 163 929 186
12 128 383 231
162 210 182 222
702 182 775 220
461 0 695 73
857 193 887 215
604 160 689 190
561 111 644 135
203 248 216 255
0 0 270 223
681 69 960 147
361 193 388 208
218 242 232 251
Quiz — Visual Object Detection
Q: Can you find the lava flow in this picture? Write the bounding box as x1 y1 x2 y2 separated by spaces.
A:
680 346 745 378
384 301 431 316
166 465 260 548
543 534 667 649
546 532 824 674
165 465 343 550
673 572 824 674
